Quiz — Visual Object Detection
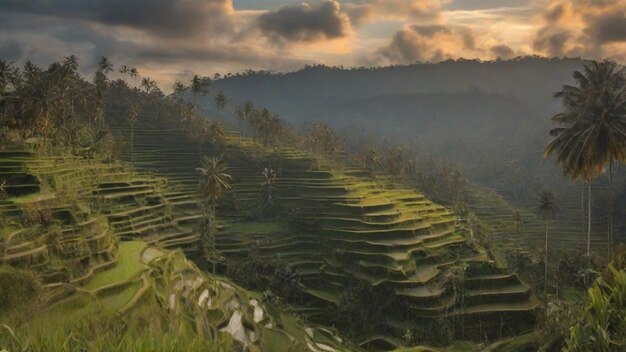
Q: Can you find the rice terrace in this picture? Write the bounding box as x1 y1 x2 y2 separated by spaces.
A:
0 0 626 351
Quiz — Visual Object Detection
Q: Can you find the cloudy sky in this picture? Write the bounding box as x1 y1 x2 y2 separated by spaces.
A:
1 0 625 89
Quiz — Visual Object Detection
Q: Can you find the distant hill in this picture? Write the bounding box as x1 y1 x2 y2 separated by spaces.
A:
204 57 585 198
201 57 626 246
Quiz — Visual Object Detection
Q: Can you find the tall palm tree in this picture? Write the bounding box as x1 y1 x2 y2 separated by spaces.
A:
98 56 113 75
257 108 273 143
261 167 277 209
140 77 156 94
129 67 139 80
196 156 231 274
127 101 140 173
364 147 381 176
92 58 112 130
0 60 15 95
513 209 522 254
214 91 226 111
544 60 626 258
119 65 130 76
0 61 18 121
190 75 210 107
172 81 187 119
536 189 559 318
0 179 7 199
207 121 225 147
235 100 254 141
172 81 186 102
62 56 79 117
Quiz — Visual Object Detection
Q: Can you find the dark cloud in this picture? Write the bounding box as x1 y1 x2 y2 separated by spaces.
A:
377 28 440 64
0 0 233 38
532 0 626 59
0 10 304 88
544 4 565 23
375 24 479 64
257 0 350 43
533 29 571 56
457 27 477 50
0 40 22 62
490 44 514 58
410 25 450 37
344 6 370 27
585 12 626 44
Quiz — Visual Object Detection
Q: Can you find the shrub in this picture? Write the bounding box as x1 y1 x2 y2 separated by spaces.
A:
22 205 53 227
0 265 41 310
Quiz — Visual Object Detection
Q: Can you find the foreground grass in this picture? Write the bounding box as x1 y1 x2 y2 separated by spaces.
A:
0 241 234 352
1 302 233 352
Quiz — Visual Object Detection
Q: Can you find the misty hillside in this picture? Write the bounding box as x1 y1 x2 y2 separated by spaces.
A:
205 57 589 200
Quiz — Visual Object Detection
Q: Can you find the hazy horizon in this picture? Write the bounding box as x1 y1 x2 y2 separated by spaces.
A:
1 0 625 90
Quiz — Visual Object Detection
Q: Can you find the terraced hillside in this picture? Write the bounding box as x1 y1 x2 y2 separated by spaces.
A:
4 240 351 351
468 184 610 254
0 143 352 351
0 143 208 305
107 112 539 345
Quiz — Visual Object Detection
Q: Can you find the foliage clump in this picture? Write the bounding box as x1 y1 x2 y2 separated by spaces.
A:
564 244 626 351
0 266 40 311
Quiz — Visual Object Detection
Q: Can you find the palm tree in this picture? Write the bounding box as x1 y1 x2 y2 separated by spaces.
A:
544 60 626 258
196 156 231 274
363 147 381 176
140 77 156 94
207 121 225 147
0 61 18 121
260 109 274 143
0 60 15 95
98 56 113 75
235 100 254 141
190 75 210 107
261 167 277 210
92 58 112 130
214 91 226 111
62 56 79 117
119 65 130 76
172 81 186 102
127 101 140 173
535 189 559 319
194 118 212 157
386 144 406 179
0 179 8 199
513 209 522 254
129 67 139 80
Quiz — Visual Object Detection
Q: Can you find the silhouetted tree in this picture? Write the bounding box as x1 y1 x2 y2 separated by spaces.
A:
545 60 626 258
196 156 231 274
536 189 559 318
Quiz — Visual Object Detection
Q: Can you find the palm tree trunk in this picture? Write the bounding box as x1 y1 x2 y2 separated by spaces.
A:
211 200 216 276
543 220 548 321
586 180 592 286
608 161 613 258
515 221 520 255
587 180 591 257
130 123 135 175
581 181 585 238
